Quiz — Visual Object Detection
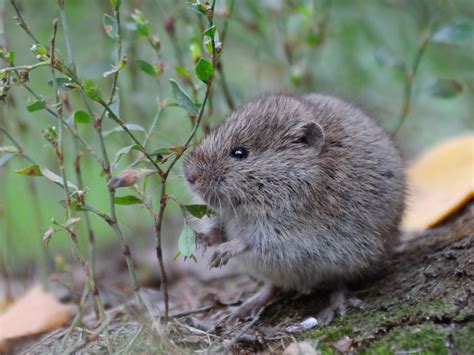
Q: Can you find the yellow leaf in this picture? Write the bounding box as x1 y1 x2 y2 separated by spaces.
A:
0 285 74 349
402 134 474 231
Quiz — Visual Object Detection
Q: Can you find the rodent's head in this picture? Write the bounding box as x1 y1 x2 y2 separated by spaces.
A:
183 94 325 212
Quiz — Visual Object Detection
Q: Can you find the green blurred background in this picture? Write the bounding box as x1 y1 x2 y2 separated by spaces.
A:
0 0 472 273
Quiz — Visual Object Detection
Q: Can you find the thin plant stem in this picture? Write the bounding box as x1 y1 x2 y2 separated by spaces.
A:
393 34 431 136
10 1 162 177
99 102 163 174
48 20 109 349
0 127 35 164
50 19 72 216
217 0 235 110
0 2 50 288
127 103 167 169
20 81 98 159
0 61 48 74
151 0 219 322
10 0 40 44
27 179 49 288
9 0 144 304
89 3 144 303
58 0 108 332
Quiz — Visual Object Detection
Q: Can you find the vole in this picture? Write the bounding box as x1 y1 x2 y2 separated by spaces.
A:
183 93 406 324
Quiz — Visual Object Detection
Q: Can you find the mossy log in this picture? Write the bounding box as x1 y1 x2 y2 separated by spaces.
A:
261 204 473 354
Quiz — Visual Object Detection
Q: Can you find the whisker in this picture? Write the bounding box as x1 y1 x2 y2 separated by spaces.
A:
225 193 239 225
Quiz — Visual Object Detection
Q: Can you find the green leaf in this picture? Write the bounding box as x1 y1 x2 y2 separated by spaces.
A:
150 147 172 156
58 199 83 212
131 9 150 36
30 44 48 56
111 144 140 169
136 23 150 37
15 164 42 176
27 100 45 112
169 79 198 114
187 2 207 16
204 25 217 38
175 66 192 78
432 18 474 45
110 0 121 10
103 14 118 39
73 110 92 124
102 123 146 137
426 78 463 98
178 222 195 258
40 167 78 191
203 37 213 55
135 59 156 76
0 49 15 64
83 80 102 102
203 25 219 55
47 77 76 91
3 51 15 64
184 204 210 219
195 58 214 83
189 41 201 62
114 195 143 205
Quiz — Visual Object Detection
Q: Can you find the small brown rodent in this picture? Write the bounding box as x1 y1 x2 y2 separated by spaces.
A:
183 93 406 323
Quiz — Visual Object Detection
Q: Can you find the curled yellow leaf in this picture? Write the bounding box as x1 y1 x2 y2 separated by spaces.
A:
402 134 474 231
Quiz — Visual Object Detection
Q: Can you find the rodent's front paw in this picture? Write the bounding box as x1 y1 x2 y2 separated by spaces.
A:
209 245 233 268
196 228 224 251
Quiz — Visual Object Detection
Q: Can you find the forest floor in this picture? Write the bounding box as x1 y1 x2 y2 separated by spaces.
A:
6 203 474 354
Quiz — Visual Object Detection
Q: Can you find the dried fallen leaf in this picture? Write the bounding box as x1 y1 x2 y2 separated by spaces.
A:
0 285 74 350
331 335 353 353
283 341 318 355
402 134 474 231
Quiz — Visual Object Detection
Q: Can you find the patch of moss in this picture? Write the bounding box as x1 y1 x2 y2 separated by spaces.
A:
452 322 474 354
317 342 337 355
305 317 353 342
363 325 448 355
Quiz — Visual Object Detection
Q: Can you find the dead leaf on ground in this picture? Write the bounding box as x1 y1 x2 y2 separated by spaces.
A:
402 134 474 232
0 285 74 351
331 335 353 353
283 341 318 355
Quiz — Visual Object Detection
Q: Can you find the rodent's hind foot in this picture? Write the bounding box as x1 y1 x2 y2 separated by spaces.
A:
226 283 280 324
317 289 370 327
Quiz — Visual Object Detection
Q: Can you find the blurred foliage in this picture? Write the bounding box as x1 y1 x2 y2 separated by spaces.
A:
0 0 472 270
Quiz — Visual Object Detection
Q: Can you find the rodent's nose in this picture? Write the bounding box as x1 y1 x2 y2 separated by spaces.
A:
187 171 199 185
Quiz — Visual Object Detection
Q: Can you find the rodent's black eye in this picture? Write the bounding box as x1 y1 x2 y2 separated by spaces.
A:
230 146 248 159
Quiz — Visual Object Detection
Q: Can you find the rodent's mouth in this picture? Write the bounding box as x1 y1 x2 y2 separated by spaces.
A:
185 182 217 208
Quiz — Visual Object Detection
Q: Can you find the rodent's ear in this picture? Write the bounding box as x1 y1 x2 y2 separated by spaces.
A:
296 122 325 154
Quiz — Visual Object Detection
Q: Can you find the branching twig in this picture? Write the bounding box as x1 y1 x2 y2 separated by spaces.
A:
151 0 220 322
